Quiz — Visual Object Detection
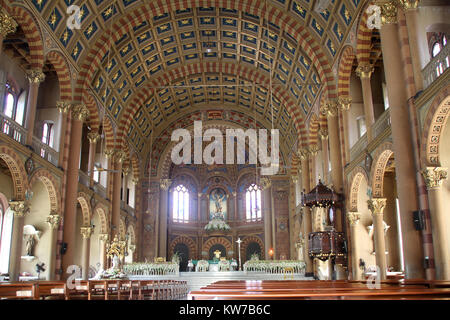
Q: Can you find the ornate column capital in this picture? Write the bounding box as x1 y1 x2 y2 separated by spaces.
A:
338 97 352 111
0 9 18 37
26 69 46 84
260 177 272 190
80 226 94 239
122 165 130 176
99 233 109 242
318 128 328 140
320 100 339 117
160 179 172 190
376 0 399 25
347 212 361 226
131 177 139 185
291 175 299 184
308 144 319 156
113 149 126 164
87 132 100 144
356 63 375 79
56 101 72 114
128 244 136 252
104 148 115 159
46 211 61 229
367 198 387 216
422 167 448 190
296 148 310 160
397 0 419 10
71 104 89 122
8 200 30 217
198 193 203 198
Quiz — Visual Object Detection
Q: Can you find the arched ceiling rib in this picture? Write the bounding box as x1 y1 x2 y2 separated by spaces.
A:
27 0 364 163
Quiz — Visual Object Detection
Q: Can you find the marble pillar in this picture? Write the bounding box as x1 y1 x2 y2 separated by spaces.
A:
87 132 100 187
8 201 29 281
368 198 388 280
356 64 376 142
347 212 362 280
46 212 61 280
159 179 171 258
80 226 93 280
261 177 272 259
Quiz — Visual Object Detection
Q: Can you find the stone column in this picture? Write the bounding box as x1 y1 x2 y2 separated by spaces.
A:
25 69 45 146
347 212 362 280
378 0 424 279
80 226 93 280
87 132 100 187
197 193 202 222
158 179 171 258
319 128 329 184
368 198 388 280
46 212 61 280
56 101 71 167
308 145 319 186
399 0 423 91
98 233 109 270
338 97 352 166
122 165 130 203
422 167 449 279
0 9 17 57
299 150 313 275
111 150 125 239
356 64 376 142
261 177 272 259
104 149 114 200
233 192 238 221
8 201 29 281
62 104 89 275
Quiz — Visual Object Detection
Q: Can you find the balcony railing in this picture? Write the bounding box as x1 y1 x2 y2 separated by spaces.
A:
0 113 26 144
422 43 450 89
32 137 58 166
350 132 368 162
78 170 90 187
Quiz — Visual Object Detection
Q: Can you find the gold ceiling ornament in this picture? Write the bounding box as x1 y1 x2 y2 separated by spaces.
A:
71 104 89 122
397 0 419 10
421 167 448 190
0 8 17 37
356 63 375 79
318 128 329 140
338 97 352 111
56 101 72 114
320 100 339 117
80 226 93 239
377 0 398 25
367 198 387 216
106 235 127 259
8 200 30 217
347 212 361 226
260 177 272 190
26 69 46 84
46 211 61 229
160 179 172 191
87 132 100 144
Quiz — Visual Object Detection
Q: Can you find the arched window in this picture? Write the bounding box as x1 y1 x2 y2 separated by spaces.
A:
246 184 262 221
0 208 14 274
432 42 441 57
173 185 189 223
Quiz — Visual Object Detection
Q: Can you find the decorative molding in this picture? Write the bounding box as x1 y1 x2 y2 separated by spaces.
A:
26 69 45 84
8 200 30 217
378 0 398 25
318 128 328 140
356 63 375 79
296 148 310 160
56 101 71 114
320 100 339 117
104 148 114 159
87 132 100 144
80 226 94 239
46 211 61 229
397 0 419 10
422 167 448 190
347 212 361 226
71 104 89 122
338 97 352 111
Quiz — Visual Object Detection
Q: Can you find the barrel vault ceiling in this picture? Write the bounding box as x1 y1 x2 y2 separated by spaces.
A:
25 0 364 171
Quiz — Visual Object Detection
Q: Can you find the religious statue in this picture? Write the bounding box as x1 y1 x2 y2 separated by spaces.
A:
210 188 226 219
213 250 222 260
112 255 120 270
25 234 35 256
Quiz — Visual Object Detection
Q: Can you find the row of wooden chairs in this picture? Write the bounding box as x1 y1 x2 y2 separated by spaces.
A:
188 279 450 300
0 279 188 300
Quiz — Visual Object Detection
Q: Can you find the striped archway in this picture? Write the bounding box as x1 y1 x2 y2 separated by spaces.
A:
240 235 265 260
0 144 28 201
338 46 356 98
45 51 72 102
29 168 61 213
202 237 233 258
356 1 374 66
77 192 92 227
93 203 109 235
348 166 370 212
169 235 197 260
370 142 394 198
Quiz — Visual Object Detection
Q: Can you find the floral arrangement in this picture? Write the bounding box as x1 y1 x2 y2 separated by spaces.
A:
243 260 306 274
196 260 209 272
218 259 231 271
123 262 179 275
98 268 128 279
204 216 231 232
250 253 260 261
171 252 181 264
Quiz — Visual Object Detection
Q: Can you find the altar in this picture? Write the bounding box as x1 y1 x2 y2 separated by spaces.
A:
190 259 237 272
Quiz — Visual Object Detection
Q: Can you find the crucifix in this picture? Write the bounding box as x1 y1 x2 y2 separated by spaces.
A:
236 237 242 271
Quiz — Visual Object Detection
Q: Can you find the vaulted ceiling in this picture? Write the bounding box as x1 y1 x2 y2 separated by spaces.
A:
24 0 365 173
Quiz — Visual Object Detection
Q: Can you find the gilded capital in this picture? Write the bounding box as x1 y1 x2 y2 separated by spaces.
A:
398 0 419 10
318 128 328 140
80 226 93 239
128 244 136 252
291 175 299 184
378 0 398 25
0 9 17 37
122 165 130 176
56 101 72 114
9 200 30 217
132 177 139 185
297 148 310 160
71 104 89 122
367 198 387 215
308 144 319 156
160 179 172 190
356 63 375 79
347 212 361 226
26 69 46 84
99 233 109 242
422 167 448 190
320 100 339 117
87 132 100 144
114 149 126 164
338 97 352 111
104 148 115 159
46 212 61 229
260 177 272 190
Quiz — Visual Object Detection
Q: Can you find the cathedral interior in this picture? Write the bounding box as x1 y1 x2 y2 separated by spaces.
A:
0 0 449 301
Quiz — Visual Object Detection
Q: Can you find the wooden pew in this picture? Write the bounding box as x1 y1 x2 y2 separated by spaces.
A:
37 281 69 300
0 282 39 300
